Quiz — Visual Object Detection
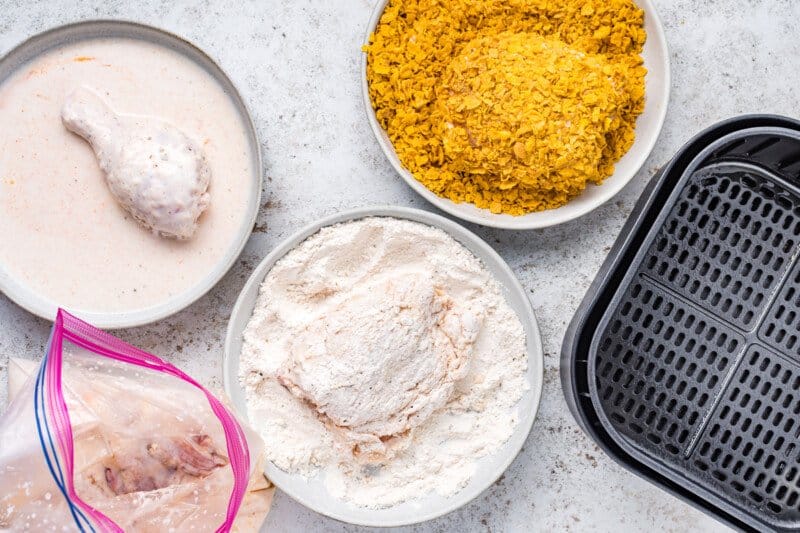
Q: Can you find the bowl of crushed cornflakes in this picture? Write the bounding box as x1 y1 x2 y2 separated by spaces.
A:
362 0 670 229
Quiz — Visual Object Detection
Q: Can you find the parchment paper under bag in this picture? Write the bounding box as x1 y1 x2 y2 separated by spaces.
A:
0 309 272 532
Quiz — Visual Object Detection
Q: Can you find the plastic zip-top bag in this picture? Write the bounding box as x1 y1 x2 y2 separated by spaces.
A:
0 309 272 532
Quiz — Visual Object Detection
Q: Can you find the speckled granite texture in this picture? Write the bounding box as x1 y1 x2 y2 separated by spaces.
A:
1 1 798 531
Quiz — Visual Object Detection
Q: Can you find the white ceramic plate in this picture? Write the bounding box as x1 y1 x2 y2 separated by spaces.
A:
361 0 671 229
0 21 261 328
224 206 544 527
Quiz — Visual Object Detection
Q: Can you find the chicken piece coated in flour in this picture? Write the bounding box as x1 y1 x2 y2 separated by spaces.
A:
277 273 483 462
61 86 211 239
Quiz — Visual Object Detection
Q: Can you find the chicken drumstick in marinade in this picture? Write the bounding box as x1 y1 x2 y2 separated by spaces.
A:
61 86 211 240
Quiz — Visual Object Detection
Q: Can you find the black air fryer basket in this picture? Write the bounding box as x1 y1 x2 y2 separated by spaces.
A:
562 115 800 532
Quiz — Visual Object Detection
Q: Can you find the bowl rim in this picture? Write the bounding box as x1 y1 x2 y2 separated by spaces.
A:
0 19 262 329
360 0 671 230
223 205 545 527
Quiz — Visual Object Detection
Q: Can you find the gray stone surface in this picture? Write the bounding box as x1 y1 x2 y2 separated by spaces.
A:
1 0 798 531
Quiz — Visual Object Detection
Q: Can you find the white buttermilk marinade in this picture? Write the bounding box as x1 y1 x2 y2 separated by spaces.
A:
0 38 254 313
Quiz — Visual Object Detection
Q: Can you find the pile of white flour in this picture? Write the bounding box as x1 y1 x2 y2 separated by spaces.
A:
240 217 528 508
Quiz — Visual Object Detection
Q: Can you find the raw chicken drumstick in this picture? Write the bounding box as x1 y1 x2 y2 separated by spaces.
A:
103 434 229 496
61 86 211 239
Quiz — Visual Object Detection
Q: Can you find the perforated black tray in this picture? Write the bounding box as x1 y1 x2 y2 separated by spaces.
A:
562 115 800 532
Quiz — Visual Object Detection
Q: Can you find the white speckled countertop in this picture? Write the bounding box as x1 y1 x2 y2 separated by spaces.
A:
1 1 798 531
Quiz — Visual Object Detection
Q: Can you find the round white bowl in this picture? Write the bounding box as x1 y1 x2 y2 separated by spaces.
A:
0 21 262 328
361 0 671 229
224 206 544 527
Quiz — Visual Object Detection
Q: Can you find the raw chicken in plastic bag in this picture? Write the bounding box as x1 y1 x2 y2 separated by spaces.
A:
0 310 273 532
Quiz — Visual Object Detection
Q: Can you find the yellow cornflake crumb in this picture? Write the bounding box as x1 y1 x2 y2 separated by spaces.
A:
365 0 647 215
